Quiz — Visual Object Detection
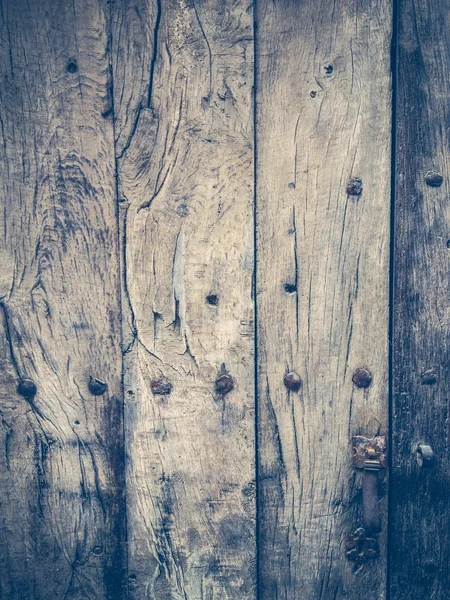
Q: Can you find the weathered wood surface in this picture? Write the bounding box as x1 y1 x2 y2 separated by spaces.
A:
0 1 124 598
392 1 450 598
255 0 392 597
112 0 256 598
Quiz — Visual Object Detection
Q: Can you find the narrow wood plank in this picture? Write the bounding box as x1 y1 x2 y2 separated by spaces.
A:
0 1 124 597
256 1 392 597
392 2 450 598
112 0 256 597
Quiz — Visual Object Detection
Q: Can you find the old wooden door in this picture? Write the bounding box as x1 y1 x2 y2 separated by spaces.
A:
1 0 449 598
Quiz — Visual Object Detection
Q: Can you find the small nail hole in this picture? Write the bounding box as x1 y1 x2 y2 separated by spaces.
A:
206 294 219 306
284 283 297 294
324 64 334 74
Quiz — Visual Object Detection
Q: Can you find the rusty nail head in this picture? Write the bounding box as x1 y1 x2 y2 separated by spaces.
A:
284 371 302 392
151 377 172 396
215 374 234 396
88 377 107 395
417 443 435 468
352 435 387 469
421 369 438 385
17 379 37 398
346 177 363 196
352 368 372 388
425 171 443 187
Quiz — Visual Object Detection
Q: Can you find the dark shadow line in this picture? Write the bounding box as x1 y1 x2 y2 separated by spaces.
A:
387 0 399 598
253 1 260 599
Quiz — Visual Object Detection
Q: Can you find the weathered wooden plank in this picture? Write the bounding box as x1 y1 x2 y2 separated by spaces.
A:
112 0 256 598
255 1 392 597
392 2 450 598
0 1 124 598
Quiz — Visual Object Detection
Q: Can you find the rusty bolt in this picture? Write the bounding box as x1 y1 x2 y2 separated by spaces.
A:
425 171 443 187
417 443 435 468
88 377 107 395
421 369 438 385
346 177 363 196
215 374 234 396
17 379 37 398
151 377 172 396
284 371 302 392
352 368 372 389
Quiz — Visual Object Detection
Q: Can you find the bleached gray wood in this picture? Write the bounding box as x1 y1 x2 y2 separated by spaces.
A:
112 0 256 597
255 1 392 597
0 1 124 598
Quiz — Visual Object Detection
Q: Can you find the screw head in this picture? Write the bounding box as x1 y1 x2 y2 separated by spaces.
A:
352 368 372 388
150 377 172 396
284 371 302 392
17 379 37 398
88 377 107 395
346 177 363 196
425 170 443 187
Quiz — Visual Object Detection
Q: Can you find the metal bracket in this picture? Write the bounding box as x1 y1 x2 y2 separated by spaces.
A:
352 435 387 470
351 435 387 537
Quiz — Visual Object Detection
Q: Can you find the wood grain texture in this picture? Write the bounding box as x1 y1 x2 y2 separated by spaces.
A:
392 2 450 598
0 1 124 598
255 0 392 597
112 0 256 598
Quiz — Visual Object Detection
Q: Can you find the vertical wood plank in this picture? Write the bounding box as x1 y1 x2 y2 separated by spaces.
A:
0 1 124 598
255 1 392 597
112 0 256 597
392 1 450 598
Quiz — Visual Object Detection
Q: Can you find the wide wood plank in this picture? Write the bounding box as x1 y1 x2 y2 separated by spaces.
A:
255 1 392 597
112 0 256 597
392 1 450 598
0 1 124 598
